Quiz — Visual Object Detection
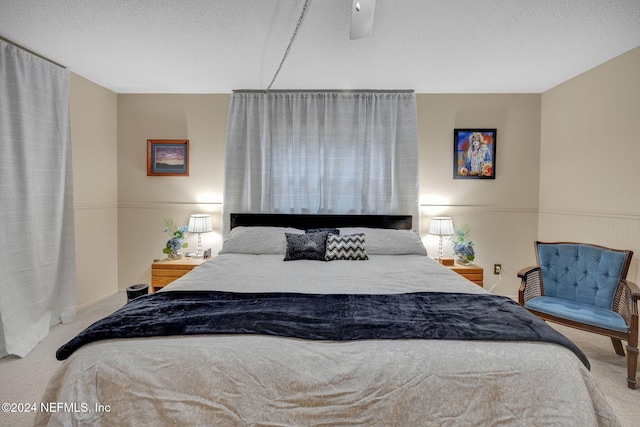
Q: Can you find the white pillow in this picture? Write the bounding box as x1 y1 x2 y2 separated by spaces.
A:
337 228 427 255
219 226 304 255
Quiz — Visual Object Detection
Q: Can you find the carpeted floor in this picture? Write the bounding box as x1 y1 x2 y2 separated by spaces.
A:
1 292 638 426
0 292 128 427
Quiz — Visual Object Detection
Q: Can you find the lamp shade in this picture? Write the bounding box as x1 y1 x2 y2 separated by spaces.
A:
428 217 454 236
187 214 213 233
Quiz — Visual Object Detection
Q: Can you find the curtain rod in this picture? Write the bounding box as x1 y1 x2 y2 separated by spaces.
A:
0 35 67 69
233 89 415 94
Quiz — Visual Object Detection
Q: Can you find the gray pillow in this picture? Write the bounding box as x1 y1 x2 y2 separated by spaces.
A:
284 232 328 261
337 228 427 255
219 226 304 255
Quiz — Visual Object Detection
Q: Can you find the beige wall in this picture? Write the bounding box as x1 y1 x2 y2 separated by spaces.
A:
70 47 640 300
117 95 228 290
117 95 228 204
417 94 541 295
539 46 640 284
69 74 118 307
417 94 541 208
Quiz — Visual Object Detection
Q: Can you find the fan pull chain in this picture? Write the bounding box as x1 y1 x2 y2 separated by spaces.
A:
266 0 311 92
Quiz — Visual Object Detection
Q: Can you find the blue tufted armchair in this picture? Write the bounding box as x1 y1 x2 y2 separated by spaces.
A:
518 241 639 389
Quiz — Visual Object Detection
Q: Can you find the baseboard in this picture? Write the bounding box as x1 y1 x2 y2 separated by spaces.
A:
78 291 123 310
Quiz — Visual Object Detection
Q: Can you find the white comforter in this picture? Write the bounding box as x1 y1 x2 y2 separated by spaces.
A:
166 254 486 294
36 255 620 426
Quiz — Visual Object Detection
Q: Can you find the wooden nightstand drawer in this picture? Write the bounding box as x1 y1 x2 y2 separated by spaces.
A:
447 262 484 287
151 257 211 292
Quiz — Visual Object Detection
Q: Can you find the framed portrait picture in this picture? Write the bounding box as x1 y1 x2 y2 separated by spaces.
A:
453 129 496 179
147 140 189 176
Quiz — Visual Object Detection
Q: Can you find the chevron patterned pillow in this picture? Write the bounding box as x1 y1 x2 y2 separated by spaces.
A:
325 233 368 261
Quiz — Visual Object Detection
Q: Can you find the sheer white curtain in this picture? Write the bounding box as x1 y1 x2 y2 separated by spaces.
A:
223 91 419 232
0 40 77 357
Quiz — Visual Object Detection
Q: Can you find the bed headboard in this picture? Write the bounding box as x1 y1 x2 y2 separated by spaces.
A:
230 213 413 230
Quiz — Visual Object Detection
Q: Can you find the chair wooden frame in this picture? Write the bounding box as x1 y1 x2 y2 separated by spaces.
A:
518 241 639 389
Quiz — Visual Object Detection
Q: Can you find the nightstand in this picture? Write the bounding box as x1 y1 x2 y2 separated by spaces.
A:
151 257 211 292
447 262 484 287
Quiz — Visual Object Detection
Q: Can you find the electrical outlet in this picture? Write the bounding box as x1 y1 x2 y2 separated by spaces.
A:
494 264 501 275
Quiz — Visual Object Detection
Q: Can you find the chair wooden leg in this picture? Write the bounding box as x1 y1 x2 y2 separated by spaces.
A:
627 344 638 389
611 338 625 356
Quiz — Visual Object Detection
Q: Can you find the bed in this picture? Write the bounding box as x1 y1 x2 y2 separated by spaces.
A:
36 214 620 426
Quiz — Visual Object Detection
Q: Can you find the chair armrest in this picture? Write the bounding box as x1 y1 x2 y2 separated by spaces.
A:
622 279 640 302
613 279 639 331
517 266 539 279
518 266 542 306
623 279 639 349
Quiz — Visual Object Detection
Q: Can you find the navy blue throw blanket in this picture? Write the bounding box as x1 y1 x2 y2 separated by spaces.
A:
56 291 589 368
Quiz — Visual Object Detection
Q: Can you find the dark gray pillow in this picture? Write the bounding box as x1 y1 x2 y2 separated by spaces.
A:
284 232 328 261
306 228 340 235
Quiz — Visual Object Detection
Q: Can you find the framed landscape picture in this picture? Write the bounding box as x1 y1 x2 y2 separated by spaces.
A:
147 140 189 176
453 129 496 179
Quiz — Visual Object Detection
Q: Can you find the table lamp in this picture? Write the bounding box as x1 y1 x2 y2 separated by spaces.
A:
187 214 213 258
428 217 454 259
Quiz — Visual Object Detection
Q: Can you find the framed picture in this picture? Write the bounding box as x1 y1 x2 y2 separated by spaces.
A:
147 140 189 176
453 129 496 179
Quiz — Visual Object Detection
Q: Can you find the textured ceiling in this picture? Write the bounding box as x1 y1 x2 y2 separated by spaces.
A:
1 0 639 94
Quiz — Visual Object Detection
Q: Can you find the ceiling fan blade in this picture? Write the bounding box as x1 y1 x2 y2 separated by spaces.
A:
350 0 376 40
